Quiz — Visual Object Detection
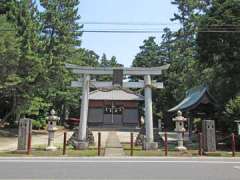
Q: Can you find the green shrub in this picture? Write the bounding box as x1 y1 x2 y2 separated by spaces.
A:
226 95 240 121
224 95 240 133
32 117 46 130
32 120 42 130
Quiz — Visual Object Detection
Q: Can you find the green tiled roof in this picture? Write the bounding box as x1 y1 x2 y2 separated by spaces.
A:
168 85 215 112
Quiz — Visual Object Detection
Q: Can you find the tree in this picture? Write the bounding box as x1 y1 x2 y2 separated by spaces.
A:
98 54 123 81
40 0 82 65
131 36 173 122
40 0 82 120
0 0 125 125
70 48 99 67
132 37 163 68
0 15 20 124
100 53 108 67
197 0 240 105
159 28 174 64
131 1 208 126
169 0 206 94
0 0 11 15
222 95 240 133
0 0 43 125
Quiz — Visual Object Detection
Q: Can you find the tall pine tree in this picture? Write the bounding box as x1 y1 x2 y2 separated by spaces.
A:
40 0 83 119
2 0 43 124
197 0 240 104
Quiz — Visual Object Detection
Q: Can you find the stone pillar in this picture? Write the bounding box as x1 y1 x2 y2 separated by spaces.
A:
76 74 90 149
235 121 240 135
158 119 162 131
188 117 192 143
143 75 158 150
202 120 216 152
17 118 32 152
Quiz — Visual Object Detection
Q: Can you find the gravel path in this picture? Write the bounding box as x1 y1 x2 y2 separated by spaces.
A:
104 132 125 156
0 131 73 151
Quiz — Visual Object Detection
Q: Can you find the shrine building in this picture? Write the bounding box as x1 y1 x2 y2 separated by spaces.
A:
87 88 143 128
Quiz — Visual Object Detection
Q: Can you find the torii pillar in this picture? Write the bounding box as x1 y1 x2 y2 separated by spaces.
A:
144 75 158 150
75 74 90 149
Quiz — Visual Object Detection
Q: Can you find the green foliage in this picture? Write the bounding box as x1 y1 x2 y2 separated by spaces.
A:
31 110 47 130
131 0 240 131
26 97 52 115
0 0 45 124
132 37 163 67
70 48 99 67
226 96 240 119
39 0 83 120
0 15 19 89
132 36 175 122
1 0 239 134
0 0 11 15
98 54 123 81
0 0 124 125
197 0 240 104
32 120 42 130
220 95 240 132
32 118 46 130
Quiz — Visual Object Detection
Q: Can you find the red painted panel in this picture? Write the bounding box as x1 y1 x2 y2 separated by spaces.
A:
89 100 104 107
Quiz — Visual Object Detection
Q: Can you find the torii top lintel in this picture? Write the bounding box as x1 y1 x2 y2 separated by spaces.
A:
65 64 170 76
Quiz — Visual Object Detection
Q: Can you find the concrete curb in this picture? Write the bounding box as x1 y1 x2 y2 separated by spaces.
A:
0 156 240 160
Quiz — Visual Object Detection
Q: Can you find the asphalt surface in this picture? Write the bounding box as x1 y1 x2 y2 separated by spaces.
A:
0 157 240 180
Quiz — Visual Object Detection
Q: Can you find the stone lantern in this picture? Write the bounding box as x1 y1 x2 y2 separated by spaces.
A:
173 110 187 151
46 109 60 151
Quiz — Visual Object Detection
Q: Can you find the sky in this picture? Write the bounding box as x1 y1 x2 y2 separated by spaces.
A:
78 0 180 67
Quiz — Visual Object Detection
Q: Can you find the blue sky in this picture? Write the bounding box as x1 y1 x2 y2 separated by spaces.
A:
37 1 180 67
78 0 179 67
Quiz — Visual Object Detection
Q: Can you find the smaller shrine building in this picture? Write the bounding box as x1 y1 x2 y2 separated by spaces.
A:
87 89 144 128
168 85 217 117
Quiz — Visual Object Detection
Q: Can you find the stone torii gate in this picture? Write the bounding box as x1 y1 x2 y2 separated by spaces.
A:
66 64 169 150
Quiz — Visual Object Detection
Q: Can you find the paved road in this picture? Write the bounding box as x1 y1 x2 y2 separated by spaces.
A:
0 157 240 180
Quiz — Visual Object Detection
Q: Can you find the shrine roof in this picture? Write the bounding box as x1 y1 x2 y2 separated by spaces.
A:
168 85 216 112
88 89 144 101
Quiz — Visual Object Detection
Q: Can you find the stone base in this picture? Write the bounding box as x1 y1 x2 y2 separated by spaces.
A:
143 142 158 150
46 146 57 151
74 141 89 150
67 128 95 148
175 146 187 151
204 151 220 156
135 127 164 147
16 149 28 153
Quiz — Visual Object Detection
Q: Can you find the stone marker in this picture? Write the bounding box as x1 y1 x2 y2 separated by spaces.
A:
173 111 187 151
158 119 162 131
46 109 60 151
202 120 216 152
235 120 240 135
17 118 32 152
